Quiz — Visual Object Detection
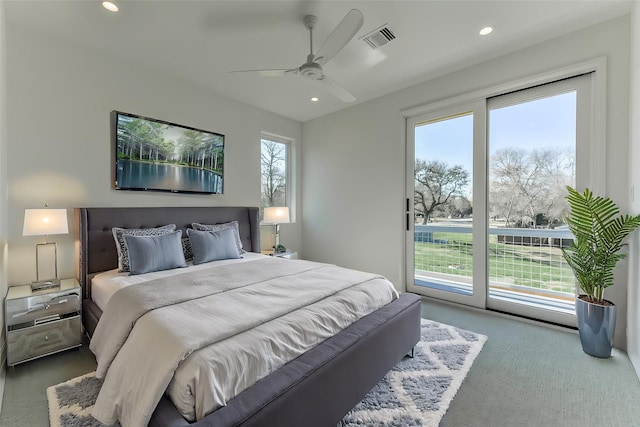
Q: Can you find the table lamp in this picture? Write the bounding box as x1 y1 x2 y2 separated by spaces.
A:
23 208 69 291
263 207 290 254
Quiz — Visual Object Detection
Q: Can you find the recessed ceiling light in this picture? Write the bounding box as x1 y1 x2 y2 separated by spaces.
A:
102 1 119 12
479 26 493 36
310 97 319 102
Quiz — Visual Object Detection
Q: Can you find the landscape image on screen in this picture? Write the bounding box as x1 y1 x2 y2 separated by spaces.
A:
114 111 224 194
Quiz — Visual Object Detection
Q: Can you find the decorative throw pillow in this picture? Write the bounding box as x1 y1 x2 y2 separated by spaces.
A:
123 230 187 275
187 228 241 265
182 237 193 262
112 224 176 272
192 221 245 254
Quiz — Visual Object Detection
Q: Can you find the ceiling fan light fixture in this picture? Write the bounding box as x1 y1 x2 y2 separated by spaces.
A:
102 1 118 12
300 62 323 80
229 9 362 103
479 26 494 36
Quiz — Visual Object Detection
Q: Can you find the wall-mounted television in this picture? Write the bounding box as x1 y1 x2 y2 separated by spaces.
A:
112 111 224 194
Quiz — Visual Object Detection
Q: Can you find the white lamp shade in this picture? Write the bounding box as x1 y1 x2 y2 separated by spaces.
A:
23 209 69 236
263 207 290 224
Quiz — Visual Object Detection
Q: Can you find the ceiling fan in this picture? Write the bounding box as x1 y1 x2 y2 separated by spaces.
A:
231 9 364 103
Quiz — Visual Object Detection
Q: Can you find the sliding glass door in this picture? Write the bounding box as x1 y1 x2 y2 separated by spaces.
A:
407 74 593 325
485 76 591 324
406 102 486 309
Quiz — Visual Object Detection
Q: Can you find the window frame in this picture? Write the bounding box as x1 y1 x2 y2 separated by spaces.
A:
484 74 592 325
403 58 606 326
260 133 293 218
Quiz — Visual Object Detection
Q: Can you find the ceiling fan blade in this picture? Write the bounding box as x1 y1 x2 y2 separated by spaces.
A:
229 69 297 77
319 75 356 103
315 9 363 66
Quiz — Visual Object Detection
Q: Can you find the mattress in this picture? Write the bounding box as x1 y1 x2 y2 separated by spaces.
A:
91 251 266 311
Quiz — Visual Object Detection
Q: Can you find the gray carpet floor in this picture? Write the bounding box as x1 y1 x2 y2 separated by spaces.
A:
1 297 640 427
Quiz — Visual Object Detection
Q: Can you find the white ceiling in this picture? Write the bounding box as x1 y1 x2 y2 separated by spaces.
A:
4 0 633 122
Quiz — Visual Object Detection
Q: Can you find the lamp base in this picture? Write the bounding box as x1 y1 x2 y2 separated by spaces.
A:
35 241 59 285
31 278 61 292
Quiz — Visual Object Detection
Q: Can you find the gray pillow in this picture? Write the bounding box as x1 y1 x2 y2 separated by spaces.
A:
192 221 245 254
187 228 242 265
123 230 187 275
112 224 176 272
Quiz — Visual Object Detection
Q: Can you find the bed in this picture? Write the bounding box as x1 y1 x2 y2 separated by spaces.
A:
74 206 421 427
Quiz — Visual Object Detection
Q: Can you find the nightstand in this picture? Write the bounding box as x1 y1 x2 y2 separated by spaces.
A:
274 251 298 259
5 278 82 366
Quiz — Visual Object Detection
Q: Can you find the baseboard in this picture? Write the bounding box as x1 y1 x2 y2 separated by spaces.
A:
420 294 579 335
0 340 6 414
629 349 640 381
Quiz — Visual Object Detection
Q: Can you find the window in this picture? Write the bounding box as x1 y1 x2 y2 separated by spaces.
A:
487 83 581 318
406 70 599 327
261 137 288 210
413 112 474 296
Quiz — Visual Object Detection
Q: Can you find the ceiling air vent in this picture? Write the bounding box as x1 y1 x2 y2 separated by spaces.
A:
361 24 397 49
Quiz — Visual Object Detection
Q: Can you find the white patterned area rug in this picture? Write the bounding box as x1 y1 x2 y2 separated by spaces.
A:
47 319 486 427
341 319 487 426
46 372 112 427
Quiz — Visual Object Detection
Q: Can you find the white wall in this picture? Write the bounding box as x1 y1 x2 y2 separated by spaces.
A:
303 16 632 349
5 26 303 286
627 2 640 376
0 0 8 411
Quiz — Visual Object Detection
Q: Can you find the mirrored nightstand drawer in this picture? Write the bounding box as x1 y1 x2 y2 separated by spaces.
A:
5 278 82 366
7 315 82 366
6 292 80 327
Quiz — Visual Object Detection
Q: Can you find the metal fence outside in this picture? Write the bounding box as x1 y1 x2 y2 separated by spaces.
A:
414 224 575 305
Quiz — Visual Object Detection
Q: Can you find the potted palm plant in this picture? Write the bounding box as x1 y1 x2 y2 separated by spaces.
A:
561 186 640 358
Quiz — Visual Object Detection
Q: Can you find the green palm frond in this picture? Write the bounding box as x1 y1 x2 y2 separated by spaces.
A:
562 186 640 304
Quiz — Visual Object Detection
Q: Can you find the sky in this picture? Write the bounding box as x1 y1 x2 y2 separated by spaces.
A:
414 91 577 175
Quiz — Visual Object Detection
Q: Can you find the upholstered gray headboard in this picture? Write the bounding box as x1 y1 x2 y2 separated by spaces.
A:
74 206 260 299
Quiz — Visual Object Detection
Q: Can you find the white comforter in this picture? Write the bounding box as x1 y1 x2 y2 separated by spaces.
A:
89 257 397 427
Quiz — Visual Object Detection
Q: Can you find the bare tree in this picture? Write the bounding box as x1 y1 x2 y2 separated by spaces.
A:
541 148 575 225
414 160 470 224
261 140 286 207
490 147 574 227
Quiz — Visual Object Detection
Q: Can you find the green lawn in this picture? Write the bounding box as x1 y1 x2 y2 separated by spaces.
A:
415 232 575 294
